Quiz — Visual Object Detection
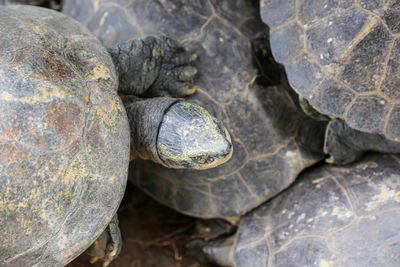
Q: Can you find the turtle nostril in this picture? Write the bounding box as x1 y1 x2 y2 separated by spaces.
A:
190 155 212 165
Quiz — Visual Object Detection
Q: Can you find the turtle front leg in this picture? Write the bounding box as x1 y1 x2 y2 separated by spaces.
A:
86 215 121 267
108 36 197 97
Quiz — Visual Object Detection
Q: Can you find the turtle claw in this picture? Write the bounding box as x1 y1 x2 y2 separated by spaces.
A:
172 51 198 66
171 81 197 97
103 259 111 267
178 66 197 81
108 242 119 257
182 85 197 96
89 256 99 264
100 243 117 267
85 215 122 266
146 36 198 97
154 80 197 97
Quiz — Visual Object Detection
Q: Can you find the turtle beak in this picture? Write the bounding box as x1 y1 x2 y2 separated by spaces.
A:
156 101 233 169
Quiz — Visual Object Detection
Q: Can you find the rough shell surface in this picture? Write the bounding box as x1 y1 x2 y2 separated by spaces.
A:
261 0 400 141
0 6 130 266
63 0 325 219
234 152 400 266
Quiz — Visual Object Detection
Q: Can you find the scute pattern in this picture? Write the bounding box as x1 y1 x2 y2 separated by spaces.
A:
0 6 129 266
63 0 325 218
269 21 304 64
262 0 400 141
233 153 400 266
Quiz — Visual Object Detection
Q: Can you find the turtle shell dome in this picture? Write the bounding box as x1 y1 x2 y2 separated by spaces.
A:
261 0 400 141
0 6 129 266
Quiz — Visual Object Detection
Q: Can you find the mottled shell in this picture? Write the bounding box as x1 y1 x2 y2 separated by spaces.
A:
63 0 324 219
0 6 129 266
261 0 400 141
233 153 400 266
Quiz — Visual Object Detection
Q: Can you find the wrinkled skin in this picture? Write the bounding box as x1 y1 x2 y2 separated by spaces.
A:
324 119 400 165
109 36 197 97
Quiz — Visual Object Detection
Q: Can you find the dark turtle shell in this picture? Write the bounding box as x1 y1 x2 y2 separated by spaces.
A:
63 0 325 219
233 152 400 266
0 6 129 266
261 0 400 141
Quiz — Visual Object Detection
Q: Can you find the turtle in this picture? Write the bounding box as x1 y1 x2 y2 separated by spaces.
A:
260 0 400 144
0 5 233 267
62 0 327 221
194 152 400 266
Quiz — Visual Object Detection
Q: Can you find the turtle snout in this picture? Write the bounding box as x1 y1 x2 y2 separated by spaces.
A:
187 122 233 169
190 117 233 168
156 101 233 169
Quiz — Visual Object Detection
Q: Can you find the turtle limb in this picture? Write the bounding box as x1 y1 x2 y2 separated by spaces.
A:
187 219 236 266
120 96 233 169
324 120 400 165
188 235 236 266
86 215 121 267
108 36 197 97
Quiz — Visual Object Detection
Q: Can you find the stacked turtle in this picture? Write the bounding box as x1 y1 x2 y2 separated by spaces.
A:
2 0 400 266
201 1 400 265
261 0 400 164
186 2 395 264
197 1 400 265
0 4 233 267
62 0 326 222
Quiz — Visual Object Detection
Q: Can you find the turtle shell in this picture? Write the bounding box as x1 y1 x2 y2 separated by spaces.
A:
261 0 400 141
233 152 400 266
0 6 129 266
63 0 325 219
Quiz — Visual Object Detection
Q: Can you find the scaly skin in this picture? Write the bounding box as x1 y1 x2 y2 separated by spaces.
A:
121 95 233 170
324 120 400 165
108 36 197 97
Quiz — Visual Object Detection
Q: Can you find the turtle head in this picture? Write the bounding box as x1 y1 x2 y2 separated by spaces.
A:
157 101 232 169
123 97 232 169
